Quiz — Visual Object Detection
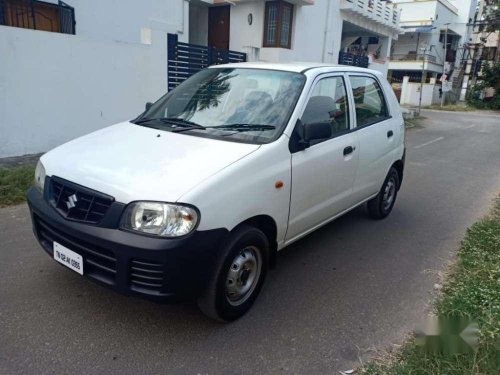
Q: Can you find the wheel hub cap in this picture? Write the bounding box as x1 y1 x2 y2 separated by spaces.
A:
225 246 262 306
382 177 396 211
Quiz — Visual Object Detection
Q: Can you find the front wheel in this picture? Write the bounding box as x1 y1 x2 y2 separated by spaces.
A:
198 225 269 322
367 167 400 220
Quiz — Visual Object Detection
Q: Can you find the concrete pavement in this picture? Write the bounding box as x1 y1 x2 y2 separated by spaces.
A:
1 110 499 374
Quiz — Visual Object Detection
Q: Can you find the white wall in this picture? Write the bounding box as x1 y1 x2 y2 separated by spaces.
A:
0 26 169 157
229 1 342 64
37 0 189 43
395 1 438 25
400 76 441 105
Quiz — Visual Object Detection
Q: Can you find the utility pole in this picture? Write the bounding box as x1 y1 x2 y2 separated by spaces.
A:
418 45 428 115
441 23 450 107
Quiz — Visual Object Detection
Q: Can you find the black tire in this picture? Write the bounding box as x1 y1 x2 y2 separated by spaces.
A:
197 224 269 322
367 167 400 220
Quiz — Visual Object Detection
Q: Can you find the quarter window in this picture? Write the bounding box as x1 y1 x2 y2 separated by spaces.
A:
349 76 389 127
263 1 293 49
301 76 350 144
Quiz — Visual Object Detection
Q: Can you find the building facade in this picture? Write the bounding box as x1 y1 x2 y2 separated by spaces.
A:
388 0 476 102
189 0 401 75
462 0 499 100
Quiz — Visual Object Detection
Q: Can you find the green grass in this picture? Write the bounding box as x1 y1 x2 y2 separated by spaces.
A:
0 166 35 207
405 115 426 129
362 197 500 374
423 104 477 112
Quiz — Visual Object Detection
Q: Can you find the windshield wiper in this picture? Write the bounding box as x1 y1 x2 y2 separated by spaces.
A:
133 117 206 132
212 123 276 132
162 117 205 129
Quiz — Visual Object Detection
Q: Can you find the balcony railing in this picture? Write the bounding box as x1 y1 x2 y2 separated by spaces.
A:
391 53 438 63
0 0 75 35
339 51 369 68
340 0 401 31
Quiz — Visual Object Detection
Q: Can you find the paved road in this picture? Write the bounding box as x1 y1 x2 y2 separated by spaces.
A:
1 110 499 374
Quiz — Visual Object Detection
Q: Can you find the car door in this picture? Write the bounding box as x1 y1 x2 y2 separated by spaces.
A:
285 73 359 243
346 74 397 203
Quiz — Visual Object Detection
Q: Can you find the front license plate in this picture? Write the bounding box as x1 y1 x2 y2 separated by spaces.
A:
53 242 83 275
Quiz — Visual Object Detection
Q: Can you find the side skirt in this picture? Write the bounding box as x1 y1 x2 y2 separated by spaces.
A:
278 193 378 250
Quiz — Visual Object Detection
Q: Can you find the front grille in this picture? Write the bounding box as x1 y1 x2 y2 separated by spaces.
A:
34 214 117 285
130 259 165 294
50 177 114 224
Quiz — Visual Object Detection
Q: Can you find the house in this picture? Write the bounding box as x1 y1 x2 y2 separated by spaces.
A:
1 0 401 158
388 0 476 95
187 0 401 75
462 0 499 100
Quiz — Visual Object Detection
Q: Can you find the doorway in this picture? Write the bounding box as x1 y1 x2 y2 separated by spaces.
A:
208 5 230 50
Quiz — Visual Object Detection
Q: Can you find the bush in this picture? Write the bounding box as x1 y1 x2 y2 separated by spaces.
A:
466 62 500 110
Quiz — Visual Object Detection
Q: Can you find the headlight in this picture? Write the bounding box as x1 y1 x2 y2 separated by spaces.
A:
34 160 46 192
120 202 199 237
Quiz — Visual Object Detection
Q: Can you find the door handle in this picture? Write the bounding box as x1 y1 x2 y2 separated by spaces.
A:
343 146 355 156
387 130 394 138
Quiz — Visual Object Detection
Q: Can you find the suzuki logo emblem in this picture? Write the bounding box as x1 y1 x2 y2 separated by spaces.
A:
66 194 78 210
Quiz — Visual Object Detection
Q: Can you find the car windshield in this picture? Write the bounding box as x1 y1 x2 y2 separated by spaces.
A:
133 68 305 144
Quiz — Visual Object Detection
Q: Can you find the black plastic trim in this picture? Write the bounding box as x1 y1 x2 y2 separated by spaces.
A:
27 187 229 302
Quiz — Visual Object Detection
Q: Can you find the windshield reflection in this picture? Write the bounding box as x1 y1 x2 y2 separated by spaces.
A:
136 68 305 144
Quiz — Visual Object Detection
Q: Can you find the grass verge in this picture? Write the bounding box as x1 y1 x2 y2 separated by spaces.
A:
0 166 35 207
362 197 500 374
423 104 477 112
405 115 426 129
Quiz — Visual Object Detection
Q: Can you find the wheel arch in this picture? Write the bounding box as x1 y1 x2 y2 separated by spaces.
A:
390 158 404 190
234 215 278 269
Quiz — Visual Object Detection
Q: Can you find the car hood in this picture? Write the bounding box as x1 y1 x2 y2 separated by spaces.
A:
41 122 260 203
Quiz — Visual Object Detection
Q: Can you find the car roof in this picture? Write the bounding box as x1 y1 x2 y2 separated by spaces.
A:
208 61 379 75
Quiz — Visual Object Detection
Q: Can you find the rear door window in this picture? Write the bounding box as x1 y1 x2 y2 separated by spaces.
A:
349 76 389 127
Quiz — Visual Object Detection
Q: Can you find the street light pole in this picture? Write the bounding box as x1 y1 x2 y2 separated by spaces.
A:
441 23 450 107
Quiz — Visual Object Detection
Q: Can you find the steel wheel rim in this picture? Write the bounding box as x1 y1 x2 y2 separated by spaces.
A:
225 246 262 306
382 177 396 211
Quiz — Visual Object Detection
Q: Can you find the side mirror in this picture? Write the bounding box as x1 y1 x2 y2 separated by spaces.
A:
145 102 153 111
303 121 332 143
289 119 332 153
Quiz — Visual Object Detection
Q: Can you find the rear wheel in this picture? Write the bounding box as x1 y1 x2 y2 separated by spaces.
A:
198 224 269 322
367 167 400 220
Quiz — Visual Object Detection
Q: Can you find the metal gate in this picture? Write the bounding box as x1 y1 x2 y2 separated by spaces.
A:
167 33 246 91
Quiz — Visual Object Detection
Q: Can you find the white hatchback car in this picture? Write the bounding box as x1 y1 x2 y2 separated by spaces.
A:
28 62 405 321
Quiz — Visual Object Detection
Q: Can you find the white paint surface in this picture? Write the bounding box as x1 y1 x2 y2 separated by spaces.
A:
400 76 441 106
0 26 168 157
40 122 260 204
38 0 189 43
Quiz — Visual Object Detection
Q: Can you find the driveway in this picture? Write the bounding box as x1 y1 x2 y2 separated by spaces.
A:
1 110 499 374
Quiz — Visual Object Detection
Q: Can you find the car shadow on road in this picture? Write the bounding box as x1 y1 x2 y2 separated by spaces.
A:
39 204 389 341
29 202 417 370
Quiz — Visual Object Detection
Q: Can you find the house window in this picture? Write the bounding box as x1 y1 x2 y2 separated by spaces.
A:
0 0 75 35
263 1 293 49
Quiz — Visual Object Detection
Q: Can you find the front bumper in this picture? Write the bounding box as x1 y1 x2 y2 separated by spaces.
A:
27 187 228 302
